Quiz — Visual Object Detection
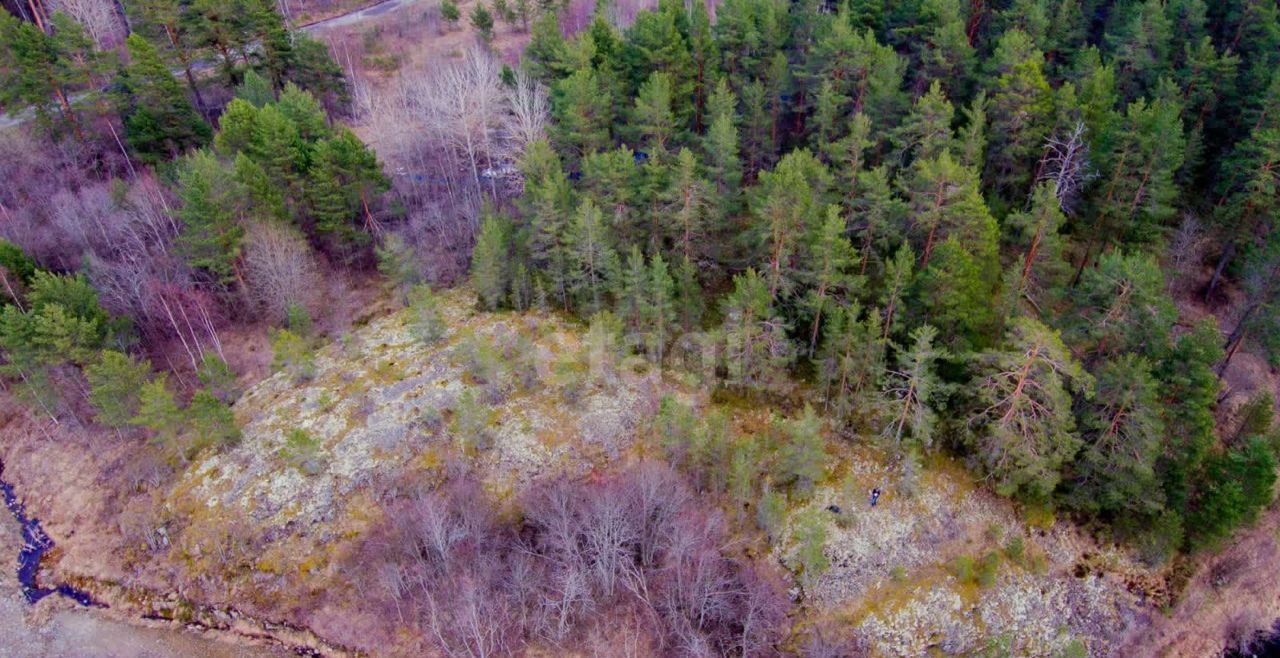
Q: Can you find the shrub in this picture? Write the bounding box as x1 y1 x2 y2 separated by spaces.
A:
187 390 240 455
271 328 316 382
406 284 447 344
451 390 492 452
286 301 313 337
470 3 494 43
1003 535 1025 564
756 488 787 543
440 0 460 26
791 507 830 587
86 350 151 428
197 355 240 403
281 428 323 474
952 555 975 584
977 551 1001 588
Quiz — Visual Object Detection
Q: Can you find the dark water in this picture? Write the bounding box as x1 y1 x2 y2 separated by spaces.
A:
0 465 99 607
1226 621 1280 658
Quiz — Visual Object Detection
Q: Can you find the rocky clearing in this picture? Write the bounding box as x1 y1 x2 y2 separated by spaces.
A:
0 289 1270 656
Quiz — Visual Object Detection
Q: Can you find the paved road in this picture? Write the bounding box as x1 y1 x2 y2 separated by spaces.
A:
302 0 423 31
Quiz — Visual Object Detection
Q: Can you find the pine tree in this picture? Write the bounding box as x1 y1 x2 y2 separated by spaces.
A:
235 68 275 107
308 128 390 249
286 33 349 111
1066 251 1176 360
826 112 873 212
197 355 241 403
802 206 860 357
750 149 832 297
406 284 447 344
881 325 946 452
642 253 677 361
565 199 619 314
1186 437 1277 549
1066 354 1165 520
910 238 996 351
662 148 712 263
85 351 152 429
806 17 904 134
552 68 613 162
721 269 793 391
188 389 240 454
251 103 307 196
984 29 1053 197
1219 234 1280 374
633 71 676 154
967 317 1091 501
818 304 886 426
245 0 293 87
471 3 495 43
276 83 331 143
672 255 704 331
616 245 648 334
187 0 255 86
376 233 421 301
118 34 212 163
441 0 461 28
958 92 989 170
176 149 245 285
133 375 185 451
809 80 848 152
891 80 956 166
879 244 915 340
902 151 999 270
523 141 574 307
1074 96 1185 281
915 0 974 92
0 241 35 307
233 153 289 222
1103 0 1172 101
1205 125 1280 300
471 213 511 311
1155 319 1221 518
1003 182 1070 311
739 79 773 174
0 12 101 138
776 405 826 494
127 0 210 112
621 1 695 123
213 98 261 156
850 165 906 278
523 11 568 80
582 147 641 243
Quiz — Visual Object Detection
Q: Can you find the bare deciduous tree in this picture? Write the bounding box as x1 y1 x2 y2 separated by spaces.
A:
51 0 125 49
1036 121 1092 214
241 222 321 322
503 69 550 163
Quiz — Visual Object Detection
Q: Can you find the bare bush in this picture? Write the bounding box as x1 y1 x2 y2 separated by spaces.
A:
349 463 792 656
241 222 322 322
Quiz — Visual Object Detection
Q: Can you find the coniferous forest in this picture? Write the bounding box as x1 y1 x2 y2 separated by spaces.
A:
2 0 1280 655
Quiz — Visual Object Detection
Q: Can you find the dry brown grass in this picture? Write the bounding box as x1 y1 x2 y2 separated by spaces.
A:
1122 508 1280 657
